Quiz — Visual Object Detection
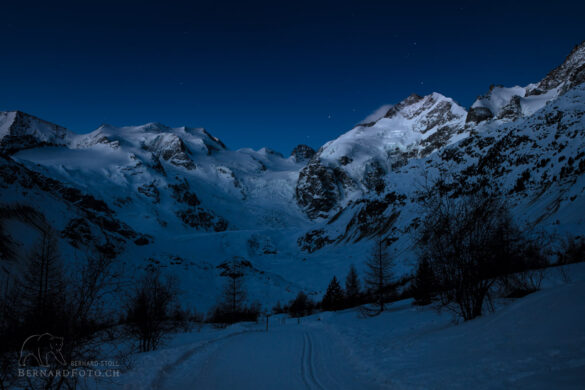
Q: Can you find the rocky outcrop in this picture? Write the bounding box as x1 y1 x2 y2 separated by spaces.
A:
0 111 71 154
466 106 494 123
383 93 424 119
290 144 316 163
141 133 196 170
296 160 345 218
338 192 407 242
418 100 461 133
363 160 386 193
497 95 523 120
297 229 334 253
168 179 200 206
529 41 585 94
137 182 160 203
177 208 227 232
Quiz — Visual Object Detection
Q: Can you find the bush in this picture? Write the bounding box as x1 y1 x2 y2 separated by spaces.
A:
208 302 261 324
124 269 179 352
499 241 548 298
558 235 585 265
418 187 544 321
288 291 314 318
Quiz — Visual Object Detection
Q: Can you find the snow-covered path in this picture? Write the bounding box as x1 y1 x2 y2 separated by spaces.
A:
157 323 381 390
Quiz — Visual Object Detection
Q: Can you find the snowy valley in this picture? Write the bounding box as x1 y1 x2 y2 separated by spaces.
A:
1 40 585 389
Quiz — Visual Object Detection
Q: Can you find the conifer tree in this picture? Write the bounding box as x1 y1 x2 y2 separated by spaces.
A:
412 257 437 306
345 264 361 307
322 276 344 311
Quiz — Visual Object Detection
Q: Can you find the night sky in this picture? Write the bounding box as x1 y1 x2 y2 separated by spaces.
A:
1 1 584 154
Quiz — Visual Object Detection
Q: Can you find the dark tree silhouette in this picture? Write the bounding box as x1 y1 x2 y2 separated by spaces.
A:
1 206 124 390
418 187 538 320
364 235 394 313
289 291 313 318
344 264 361 307
125 269 179 352
411 257 437 306
213 257 248 324
20 227 67 334
321 276 344 311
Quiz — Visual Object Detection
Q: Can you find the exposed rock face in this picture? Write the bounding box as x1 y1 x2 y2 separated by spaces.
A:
363 160 386 193
466 106 494 123
497 95 523 120
339 156 353 165
290 144 316 163
419 100 460 133
297 229 334 253
530 41 585 94
294 92 467 218
383 93 424 119
177 208 227 232
0 111 71 154
168 179 200 207
137 182 160 203
343 192 407 241
141 134 196 170
295 160 342 218
0 156 139 256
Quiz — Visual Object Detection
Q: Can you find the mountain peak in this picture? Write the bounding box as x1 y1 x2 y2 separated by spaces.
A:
291 144 316 163
468 41 585 124
530 40 585 94
0 110 71 153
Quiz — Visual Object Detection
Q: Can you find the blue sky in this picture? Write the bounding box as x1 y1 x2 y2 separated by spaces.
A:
1 0 584 154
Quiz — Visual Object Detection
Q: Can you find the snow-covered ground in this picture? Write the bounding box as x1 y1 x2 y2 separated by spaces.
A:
98 263 585 390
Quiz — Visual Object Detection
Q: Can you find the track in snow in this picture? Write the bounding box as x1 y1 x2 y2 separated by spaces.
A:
301 331 325 390
156 323 380 390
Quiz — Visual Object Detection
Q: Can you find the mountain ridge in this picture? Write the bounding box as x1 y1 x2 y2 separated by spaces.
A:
1 41 585 310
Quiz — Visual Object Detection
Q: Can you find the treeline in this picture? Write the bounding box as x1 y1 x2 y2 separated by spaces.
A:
286 183 585 323
272 263 413 318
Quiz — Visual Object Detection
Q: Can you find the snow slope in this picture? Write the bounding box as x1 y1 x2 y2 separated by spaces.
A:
322 264 585 389
96 263 585 390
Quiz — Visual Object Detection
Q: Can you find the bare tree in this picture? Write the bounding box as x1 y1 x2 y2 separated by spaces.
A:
222 260 246 320
1 215 125 390
125 269 179 352
20 228 67 331
418 187 536 320
208 257 249 324
364 234 394 313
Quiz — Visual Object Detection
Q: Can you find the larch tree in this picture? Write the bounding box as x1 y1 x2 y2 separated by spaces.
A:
364 234 394 313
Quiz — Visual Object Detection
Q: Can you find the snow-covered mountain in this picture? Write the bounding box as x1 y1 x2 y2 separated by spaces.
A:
1 41 585 311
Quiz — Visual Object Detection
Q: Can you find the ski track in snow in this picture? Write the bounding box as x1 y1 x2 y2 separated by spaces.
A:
151 323 380 390
151 329 260 390
301 331 325 390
